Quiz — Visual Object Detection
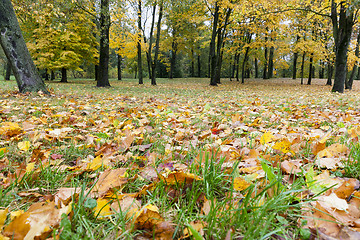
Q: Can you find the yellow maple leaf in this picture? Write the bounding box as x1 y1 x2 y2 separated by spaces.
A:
233 177 251 191
0 122 22 138
260 131 275 145
0 209 8 228
26 162 36 173
18 141 31 151
94 198 112 219
273 139 294 154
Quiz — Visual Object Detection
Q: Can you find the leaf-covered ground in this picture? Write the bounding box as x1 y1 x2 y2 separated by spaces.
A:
1 78 360 239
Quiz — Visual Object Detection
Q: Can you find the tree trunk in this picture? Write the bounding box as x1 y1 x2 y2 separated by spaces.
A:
345 30 360 90
170 36 177 79
51 70 55 80
0 0 48 93
137 0 143 84
151 2 163 86
197 50 201 77
263 36 268 79
97 0 111 87
326 63 333 85
267 44 274 79
209 2 219 86
292 35 300 79
61 68 67 83
300 52 306 85
5 59 11 80
331 0 354 93
230 54 236 80
117 54 122 81
254 57 258 78
242 47 250 84
146 3 156 81
235 53 240 81
307 53 313 85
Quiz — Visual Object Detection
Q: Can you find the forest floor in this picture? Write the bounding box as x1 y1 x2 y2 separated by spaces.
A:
1 77 360 239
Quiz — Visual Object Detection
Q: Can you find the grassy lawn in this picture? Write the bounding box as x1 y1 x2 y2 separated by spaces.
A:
0 77 360 239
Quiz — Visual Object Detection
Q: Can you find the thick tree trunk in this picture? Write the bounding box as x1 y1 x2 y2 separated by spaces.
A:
51 70 55 80
0 0 48 93
307 53 313 85
117 54 122 80
331 0 354 93
137 0 143 84
151 2 163 86
61 68 67 83
300 52 306 85
97 0 111 87
5 59 11 80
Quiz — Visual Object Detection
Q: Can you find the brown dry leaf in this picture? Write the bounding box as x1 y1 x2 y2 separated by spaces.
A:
92 168 128 197
334 179 360 199
317 143 348 158
111 196 141 219
54 188 81 205
182 221 206 239
309 202 341 237
3 201 71 240
315 157 341 170
280 160 302 174
134 204 164 230
312 141 326 155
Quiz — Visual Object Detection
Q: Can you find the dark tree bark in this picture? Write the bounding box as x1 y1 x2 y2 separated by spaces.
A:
5 59 11 80
235 54 240 81
170 33 178 79
0 0 48 93
230 54 236 81
357 66 360 80
97 0 111 87
241 33 252 83
331 0 355 93
292 35 300 79
345 29 360 90
197 49 201 77
267 44 274 79
117 54 122 80
209 2 220 86
61 68 67 83
51 70 55 80
307 53 314 85
263 36 269 79
137 0 143 84
190 48 194 78
319 60 325 79
300 52 306 85
146 3 156 81
151 2 163 86
254 58 259 78
326 63 333 85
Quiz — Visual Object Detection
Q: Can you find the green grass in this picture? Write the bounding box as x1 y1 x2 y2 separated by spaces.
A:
1 77 360 239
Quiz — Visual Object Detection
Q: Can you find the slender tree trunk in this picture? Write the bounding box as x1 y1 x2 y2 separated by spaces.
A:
137 0 143 84
345 30 360 90
0 0 48 93
230 54 236 80
300 52 306 85
292 35 300 79
242 47 250 84
331 0 354 93
235 53 240 81
357 66 360 80
209 2 219 86
117 54 122 80
97 0 111 87
263 36 268 79
60 68 67 83
146 3 156 81
197 49 201 77
254 58 258 78
5 60 11 80
326 63 333 85
267 44 274 79
170 36 177 79
51 70 55 80
307 53 313 85
151 2 163 86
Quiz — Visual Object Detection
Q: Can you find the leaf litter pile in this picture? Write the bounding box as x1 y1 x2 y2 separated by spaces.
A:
1 79 360 239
